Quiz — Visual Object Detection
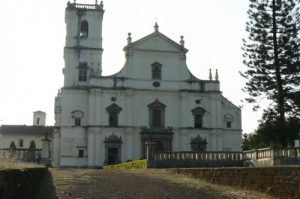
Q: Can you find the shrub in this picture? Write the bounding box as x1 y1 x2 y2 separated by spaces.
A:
29 140 36 151
103 159 147 170
9 141 16 150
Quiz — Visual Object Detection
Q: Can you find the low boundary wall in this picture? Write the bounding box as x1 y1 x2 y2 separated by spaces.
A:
0 167 48 199
169 167 300 199
153 147 300 168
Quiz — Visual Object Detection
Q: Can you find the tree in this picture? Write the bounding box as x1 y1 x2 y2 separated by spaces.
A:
29 140 36 151
241 0 300 146
242 109 300 149
9 141 16 150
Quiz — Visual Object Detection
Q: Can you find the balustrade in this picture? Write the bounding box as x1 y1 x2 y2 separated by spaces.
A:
155 147 300 164
0 149 41 163
155 151 242 161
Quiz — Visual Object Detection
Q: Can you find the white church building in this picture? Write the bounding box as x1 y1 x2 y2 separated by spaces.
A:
53 1 242 167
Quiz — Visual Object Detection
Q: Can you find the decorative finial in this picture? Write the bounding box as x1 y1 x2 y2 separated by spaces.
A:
154 22 159 32
127 32 132 44
209 69 212 80
95 0 98 4
74 0 76 3
180 35 185 47
215 69 219 81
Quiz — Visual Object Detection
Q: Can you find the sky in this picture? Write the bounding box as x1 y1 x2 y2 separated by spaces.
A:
0 0 265 133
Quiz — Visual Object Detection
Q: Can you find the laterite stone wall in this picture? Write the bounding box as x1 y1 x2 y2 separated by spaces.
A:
170 167 300 199
0 167 48 199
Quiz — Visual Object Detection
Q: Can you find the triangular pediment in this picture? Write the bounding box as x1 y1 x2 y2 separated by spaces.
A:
124 31 188 53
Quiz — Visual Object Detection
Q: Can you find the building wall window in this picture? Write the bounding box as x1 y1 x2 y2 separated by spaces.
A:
80 20 88 37
78 149 84 158
106 103 122 127
75 118 81 126
226 121 232 128
78 62 87 81
37 117 40 125
194 114 203 128
71 110 84 127
19 139 24 147
151 62 162 80
191 107 206 128
148 99 166 128
224 113 234 129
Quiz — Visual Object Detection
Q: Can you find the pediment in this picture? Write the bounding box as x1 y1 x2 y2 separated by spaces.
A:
124 31 188 53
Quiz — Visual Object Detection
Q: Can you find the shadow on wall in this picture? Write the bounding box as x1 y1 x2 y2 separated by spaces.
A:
0 168 57 199
35 169 58 199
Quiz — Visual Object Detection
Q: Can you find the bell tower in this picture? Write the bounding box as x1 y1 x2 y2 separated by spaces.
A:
63 1 104 87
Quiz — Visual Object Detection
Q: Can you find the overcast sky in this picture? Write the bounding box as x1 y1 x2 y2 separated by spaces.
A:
0 0 265 133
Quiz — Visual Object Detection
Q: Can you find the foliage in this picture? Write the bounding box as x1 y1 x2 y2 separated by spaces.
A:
103 159 147 170
241 0 300 146
9 141 16 150
29 140 36 151
242 109 300 150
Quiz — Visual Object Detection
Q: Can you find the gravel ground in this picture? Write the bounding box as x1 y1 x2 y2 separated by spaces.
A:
48 168 274 199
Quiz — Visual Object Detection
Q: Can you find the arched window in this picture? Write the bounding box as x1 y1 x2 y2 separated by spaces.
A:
148 99 166 128
106 103 122 127
80 20 88 38
36 117 40 125
191 107 206 128
151 62 162 80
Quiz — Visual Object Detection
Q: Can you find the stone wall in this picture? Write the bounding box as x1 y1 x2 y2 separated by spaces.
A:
0 167 48 199
169 167 300 199
152 159 242 168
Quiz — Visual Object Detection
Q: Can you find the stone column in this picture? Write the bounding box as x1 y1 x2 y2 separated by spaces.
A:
87 128 95 167
145 141 156 160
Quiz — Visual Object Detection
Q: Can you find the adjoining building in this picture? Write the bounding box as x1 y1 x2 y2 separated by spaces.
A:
0 111 53 150
53 1 242 167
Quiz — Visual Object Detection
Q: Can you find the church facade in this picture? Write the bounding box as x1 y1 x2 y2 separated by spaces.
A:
53 1 242 167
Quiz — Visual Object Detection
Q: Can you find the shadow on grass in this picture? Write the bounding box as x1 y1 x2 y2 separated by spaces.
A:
35 169 58 199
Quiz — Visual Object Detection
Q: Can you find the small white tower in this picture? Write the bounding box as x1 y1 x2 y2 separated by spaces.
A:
63 1 104 86
33 111 46 126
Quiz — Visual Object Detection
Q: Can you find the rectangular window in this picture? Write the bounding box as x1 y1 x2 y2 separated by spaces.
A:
109 112 118 127
194 114 203 128
19 139 24 147
226 121 232 128
78 149 84 158
78 62 87 81
75 118 81 126
152 109 162 127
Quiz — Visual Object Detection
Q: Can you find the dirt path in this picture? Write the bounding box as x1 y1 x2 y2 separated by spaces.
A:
47 169 273 199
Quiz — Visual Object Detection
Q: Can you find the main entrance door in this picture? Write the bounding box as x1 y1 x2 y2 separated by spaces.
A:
140 127 173 159
108 147 118 165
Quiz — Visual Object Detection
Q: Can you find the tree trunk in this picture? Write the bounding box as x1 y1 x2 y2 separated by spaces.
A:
272 0 286 146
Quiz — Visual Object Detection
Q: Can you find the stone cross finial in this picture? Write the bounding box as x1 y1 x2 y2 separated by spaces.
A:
215 69 219 81
209 69 212 80
127 32 132 44
180 36 185 47
154 22 159 32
